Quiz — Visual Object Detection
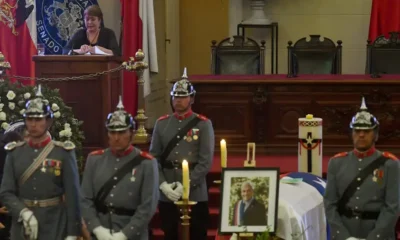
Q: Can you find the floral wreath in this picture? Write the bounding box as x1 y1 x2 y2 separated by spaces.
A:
0 81 85 170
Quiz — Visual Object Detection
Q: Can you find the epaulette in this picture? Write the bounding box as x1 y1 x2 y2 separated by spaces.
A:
53 140 75 151
140 151 154 160
4 141 25 151
197 114 208 121
383 151 398 161
158 115 169 121
89 149 105 156
331 152 348 159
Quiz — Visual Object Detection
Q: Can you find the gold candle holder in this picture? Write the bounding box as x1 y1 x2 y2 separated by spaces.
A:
0 52 11 82
175 199 197 240
123 49 150 144
244 143 256 167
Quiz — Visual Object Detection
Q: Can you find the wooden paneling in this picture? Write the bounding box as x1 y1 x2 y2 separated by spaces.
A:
33 56 122 156
190 75 400 156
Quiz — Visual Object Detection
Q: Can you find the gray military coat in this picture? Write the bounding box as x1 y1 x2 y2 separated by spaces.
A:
80 146 159 240
149 112 215 202
324 149 400 240
0 139 82 240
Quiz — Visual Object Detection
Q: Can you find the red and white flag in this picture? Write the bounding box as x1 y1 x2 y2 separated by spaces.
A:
120 0 158 116
0 0 37 85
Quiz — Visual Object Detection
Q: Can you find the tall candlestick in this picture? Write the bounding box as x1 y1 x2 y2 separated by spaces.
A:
182 160 190 199
220 139 227 168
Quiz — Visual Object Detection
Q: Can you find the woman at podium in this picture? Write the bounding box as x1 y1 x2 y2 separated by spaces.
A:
63 5 121 56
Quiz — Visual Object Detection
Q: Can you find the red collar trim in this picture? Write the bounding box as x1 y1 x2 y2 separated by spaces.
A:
111 145 134 157
174 110 193 120
28 136 51 149
353 147 376 158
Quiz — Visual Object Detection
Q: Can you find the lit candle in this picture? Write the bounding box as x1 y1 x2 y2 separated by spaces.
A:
182 160 190 200
220 139 227 168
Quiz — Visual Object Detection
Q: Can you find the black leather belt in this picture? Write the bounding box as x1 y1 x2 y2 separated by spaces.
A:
95 203 136 216
162 161 197 169
339 207 380 220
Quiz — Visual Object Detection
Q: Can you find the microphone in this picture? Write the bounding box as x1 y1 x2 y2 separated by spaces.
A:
68 43 79 55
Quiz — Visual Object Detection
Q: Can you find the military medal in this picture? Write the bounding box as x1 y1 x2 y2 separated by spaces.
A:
41 162 46 173
130 168 136 182
372 176 377 182
186 129 193 142
186 136 192 142
192 129 200 141
54 161 61 176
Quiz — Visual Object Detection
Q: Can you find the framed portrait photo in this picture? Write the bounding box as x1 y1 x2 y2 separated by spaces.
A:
218 167 280 235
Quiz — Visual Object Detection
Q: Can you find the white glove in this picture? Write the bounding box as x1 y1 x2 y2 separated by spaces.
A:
160 182 181 202
230 233 238 240
21 209 38 240
112 231 128 240
174 182 184 196
65 237 77 240
346 238 359 240
93 226 113 240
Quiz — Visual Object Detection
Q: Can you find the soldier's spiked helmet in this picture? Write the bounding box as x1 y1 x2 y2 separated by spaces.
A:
349 97 379 130
105 96 135 131
170 67 196 97
23 85 53 118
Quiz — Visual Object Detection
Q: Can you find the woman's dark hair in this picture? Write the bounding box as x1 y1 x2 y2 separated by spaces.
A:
84 5 103 21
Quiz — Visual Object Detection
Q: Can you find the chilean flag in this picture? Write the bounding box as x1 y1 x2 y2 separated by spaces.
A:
120 0 158 116
282 172 330 240
368 0 400 41
0 0 37 84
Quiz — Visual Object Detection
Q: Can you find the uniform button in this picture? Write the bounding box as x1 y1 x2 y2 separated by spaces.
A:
358 159 362 161
336 231 339 234
357 187 360 190
377 234 380 238
33 187 36 190
177 136 180 139
128 192 132 196
114 168 118 170
34 149 38 152
114 177 118 180
179 120 182 123
357 177 361 181
356 197 359 200
116 159 120 162
355 206 358 209
178 128 181 130
358 168 361 171
176 143 179 146
355 216 359 220
175 152 178 154
110 194 114 197
131 226 134 230
113 185 116 188
33 178 36 180
109 203 113 206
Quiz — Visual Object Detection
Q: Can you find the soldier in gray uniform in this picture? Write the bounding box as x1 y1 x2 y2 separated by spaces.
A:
0 85 82 240
80 97 159 240
150 68 215 240
324 97 400 240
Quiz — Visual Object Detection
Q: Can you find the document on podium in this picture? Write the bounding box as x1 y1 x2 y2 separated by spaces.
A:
72 46 111 55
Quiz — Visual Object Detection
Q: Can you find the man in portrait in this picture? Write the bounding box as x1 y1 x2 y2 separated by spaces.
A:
231 181 267 226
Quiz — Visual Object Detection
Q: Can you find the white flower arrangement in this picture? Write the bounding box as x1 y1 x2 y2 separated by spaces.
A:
0 82 85 172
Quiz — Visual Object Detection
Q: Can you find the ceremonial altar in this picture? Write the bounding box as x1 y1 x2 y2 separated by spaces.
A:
189 74 400 156
33 55 123 154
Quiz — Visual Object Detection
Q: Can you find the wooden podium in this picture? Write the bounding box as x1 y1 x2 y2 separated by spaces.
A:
33 55 123 156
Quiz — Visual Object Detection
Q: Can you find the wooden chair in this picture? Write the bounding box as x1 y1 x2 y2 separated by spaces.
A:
287 35 342 77
211 35 265 75
367 31 400 77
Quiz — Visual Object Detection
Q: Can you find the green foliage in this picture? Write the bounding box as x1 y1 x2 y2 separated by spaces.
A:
0 80 85 170
228 177 270 225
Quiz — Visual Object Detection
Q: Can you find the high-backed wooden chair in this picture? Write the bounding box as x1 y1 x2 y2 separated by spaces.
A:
367 32 400 77
211 35 265 75
287 35 342 77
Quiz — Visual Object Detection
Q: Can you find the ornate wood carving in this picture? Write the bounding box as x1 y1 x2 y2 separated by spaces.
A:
189 76 400 155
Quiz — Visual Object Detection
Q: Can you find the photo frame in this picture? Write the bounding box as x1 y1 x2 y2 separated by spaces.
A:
218 167 280 234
